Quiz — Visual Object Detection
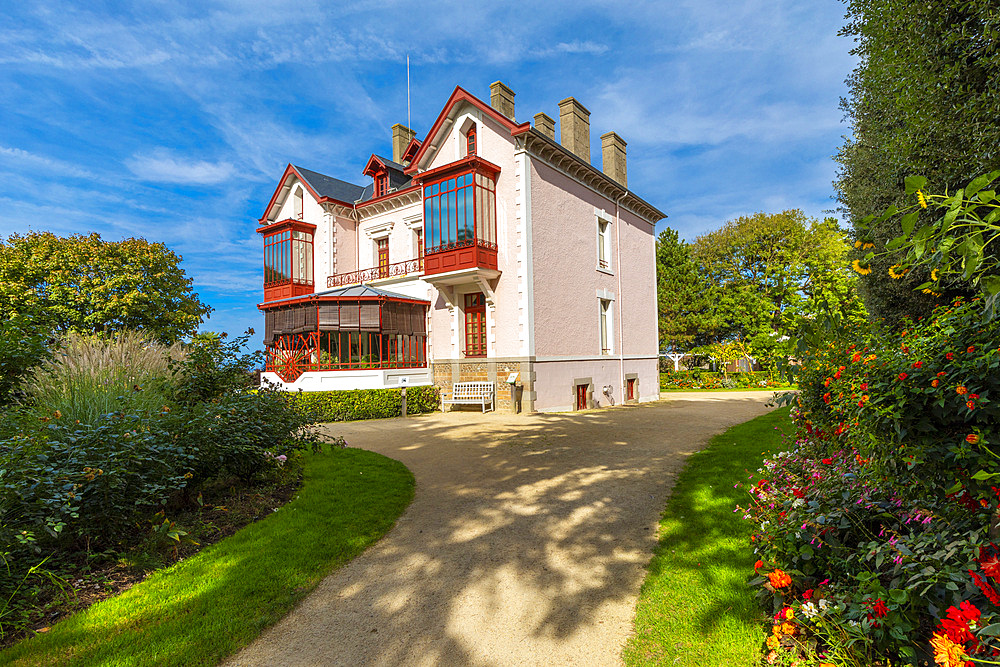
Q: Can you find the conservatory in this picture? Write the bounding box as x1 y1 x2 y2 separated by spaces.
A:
259 284 430 390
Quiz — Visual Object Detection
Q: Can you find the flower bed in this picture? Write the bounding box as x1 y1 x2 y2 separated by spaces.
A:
743 298 1000 665
660 370 786 391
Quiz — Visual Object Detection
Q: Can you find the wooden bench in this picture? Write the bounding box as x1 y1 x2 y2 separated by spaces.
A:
442 381 495 413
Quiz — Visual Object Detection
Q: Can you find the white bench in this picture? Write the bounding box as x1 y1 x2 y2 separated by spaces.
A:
442 381 495 413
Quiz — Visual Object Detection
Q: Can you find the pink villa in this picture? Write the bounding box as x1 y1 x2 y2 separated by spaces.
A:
256 82 664 412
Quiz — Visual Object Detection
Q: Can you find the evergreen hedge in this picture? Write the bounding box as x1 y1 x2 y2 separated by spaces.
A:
293 386 439 422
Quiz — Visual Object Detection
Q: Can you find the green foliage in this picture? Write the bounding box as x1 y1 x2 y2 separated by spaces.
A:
655 227 720 352
748 298 1000 664
0 232 212 345
0 313 51 407
25 331 181 423
169 331 259 405
293 385 440 422
659 370 786 391
860 171 1000 319
836 0 1000 323
690 211 866 370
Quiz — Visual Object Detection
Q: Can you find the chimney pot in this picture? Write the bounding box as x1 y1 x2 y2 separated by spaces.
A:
601 131 627 186
489 81 515 120
558 97 591 162
533 112 555 140
392 123 416 164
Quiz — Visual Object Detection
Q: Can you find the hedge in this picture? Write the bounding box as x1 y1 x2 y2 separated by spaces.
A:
292 386 440 422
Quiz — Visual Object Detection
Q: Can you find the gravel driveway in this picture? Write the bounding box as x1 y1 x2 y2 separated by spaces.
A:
224 392 775 667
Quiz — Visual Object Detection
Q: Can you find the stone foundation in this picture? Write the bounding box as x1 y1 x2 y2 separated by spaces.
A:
432 357 536 412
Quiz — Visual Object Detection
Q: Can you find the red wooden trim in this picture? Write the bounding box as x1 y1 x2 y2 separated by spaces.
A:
256 218 317 236
258 293 431 310
410 155 501 185
362 154 388 177
401 137 422 163
466 126 477 156
354 183 421 208
404 86 530 174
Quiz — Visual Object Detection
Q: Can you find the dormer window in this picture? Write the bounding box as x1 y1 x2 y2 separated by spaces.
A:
466 126 477 156
374 173 389 198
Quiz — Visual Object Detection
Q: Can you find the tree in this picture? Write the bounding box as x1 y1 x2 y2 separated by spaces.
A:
690 210 866 368
835 0 1000 323
655 227 719 352
0 232 211 345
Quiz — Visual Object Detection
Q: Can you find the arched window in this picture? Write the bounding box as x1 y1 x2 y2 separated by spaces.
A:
466 126 477 156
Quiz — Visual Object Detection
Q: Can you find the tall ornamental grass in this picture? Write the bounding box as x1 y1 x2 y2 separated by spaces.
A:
25 331 184 422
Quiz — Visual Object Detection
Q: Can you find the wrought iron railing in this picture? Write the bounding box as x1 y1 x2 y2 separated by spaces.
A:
425 237 498 254
327 258 423 288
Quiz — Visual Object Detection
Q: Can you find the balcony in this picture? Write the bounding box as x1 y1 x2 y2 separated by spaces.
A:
327 258 424 288
423 238 498 277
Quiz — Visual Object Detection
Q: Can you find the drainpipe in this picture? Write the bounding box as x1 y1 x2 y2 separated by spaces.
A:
615 189 626 402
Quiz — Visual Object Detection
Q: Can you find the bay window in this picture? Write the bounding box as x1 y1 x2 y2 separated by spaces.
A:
259 218 315 301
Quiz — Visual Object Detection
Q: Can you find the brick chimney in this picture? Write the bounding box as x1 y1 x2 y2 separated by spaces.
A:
558 97 590 162
489 81 515 120
392 123 416 163
601 132 627 186
533 112 555 140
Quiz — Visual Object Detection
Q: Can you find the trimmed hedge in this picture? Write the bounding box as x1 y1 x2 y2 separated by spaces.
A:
660 370 784 390
293 385 440 422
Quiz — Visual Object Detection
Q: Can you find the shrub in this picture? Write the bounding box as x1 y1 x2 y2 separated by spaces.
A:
0 314 51 408
749 298 1000 664
169 331 259 405
25 331 182 423
292 385 439 422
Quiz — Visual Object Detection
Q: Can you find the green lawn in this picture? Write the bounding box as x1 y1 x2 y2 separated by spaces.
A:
624 407 793 666
0 447 414 667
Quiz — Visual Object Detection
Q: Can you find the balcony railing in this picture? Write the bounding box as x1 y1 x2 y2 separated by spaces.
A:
327 258 423 288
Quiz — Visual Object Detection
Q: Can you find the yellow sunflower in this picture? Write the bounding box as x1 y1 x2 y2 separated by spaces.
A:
852 259 871 275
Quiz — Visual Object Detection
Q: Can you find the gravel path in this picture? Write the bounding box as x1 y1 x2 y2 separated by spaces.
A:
224 392 776 667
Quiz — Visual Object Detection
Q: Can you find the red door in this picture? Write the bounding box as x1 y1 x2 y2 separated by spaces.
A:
626 378 636 400
576 384 588 410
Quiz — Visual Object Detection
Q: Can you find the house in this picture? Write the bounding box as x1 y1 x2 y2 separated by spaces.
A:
256 82 665 412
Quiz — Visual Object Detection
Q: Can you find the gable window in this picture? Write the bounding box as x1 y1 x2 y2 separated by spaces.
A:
599 299 612 355
466 126 477 156
464 292 486 357
597 217 611 270
293 186 304 220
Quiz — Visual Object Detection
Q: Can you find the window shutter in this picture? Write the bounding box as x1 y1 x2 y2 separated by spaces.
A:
318 303 339 330
340 304 360 330
360 303 380 332
264 310 275 344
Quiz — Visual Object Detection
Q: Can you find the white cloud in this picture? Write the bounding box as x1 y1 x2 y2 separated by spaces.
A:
126 150 235 185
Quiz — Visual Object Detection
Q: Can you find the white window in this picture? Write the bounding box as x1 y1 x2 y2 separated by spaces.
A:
597 215 612 271
599 299 612 355
293 186 304 220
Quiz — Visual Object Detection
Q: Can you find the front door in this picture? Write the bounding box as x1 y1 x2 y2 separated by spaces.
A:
576 383 588 410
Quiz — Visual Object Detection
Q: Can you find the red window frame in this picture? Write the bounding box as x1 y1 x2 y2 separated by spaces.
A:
466 126 477 156
421 158 499 255
464 293 486 357
416 229 424 269
262 221 314 287
376 237 389 278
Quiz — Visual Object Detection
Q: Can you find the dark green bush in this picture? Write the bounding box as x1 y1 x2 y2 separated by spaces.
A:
0 314 51 407
293 385 439 422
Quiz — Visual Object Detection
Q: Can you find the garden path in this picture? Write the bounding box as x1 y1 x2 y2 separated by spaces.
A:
224 391 775 667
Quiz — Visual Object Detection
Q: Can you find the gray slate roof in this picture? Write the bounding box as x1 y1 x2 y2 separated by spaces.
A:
262 283 427 306
293 165 367 203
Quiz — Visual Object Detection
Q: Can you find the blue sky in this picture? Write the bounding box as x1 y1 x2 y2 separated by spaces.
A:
0 0 856 341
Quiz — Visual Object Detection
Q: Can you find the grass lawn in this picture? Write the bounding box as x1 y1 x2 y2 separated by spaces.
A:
624 407 794 667
0 447 414 667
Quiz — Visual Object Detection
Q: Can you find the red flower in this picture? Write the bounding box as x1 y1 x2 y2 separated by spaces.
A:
970 393 980 400
912 361 923 369
823 392 832 404
834 369 842 379
860 382 869 390
971 569 1000 605
968 401 976 411
851 352 861 363
868 598 889 618
946 352 955 360
938 371 947 377
898 372 909 381
821 458 833 465
792 488 805 499
957 386 968 395
968 346 976 354
754 559 764 570
941 601 981 646
803 589 814 600
967 434 981 445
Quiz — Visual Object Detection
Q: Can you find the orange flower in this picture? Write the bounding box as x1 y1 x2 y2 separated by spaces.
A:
768 569 792 588
967 401 976 411
755 559 764 570
898 372 909 381
957 386 968 395
932 379 940 388
931 631 968 667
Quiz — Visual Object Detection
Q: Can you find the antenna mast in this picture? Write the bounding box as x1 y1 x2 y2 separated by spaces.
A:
406 55 411 130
